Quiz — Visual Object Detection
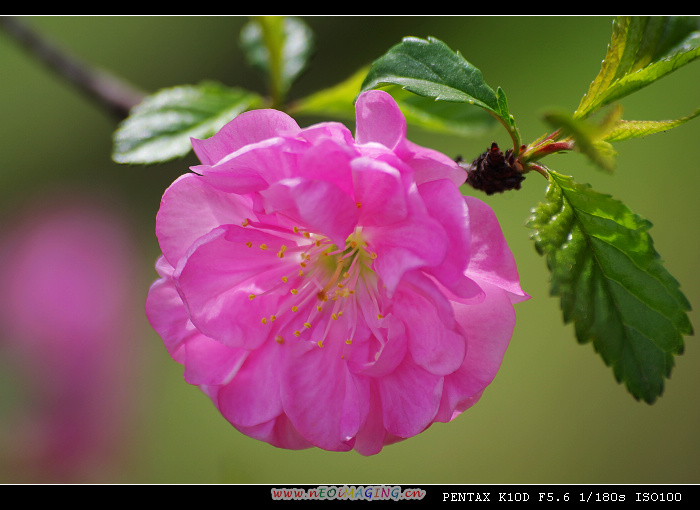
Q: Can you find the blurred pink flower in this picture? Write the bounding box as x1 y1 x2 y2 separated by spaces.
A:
0 195 138 481
146 90 528 454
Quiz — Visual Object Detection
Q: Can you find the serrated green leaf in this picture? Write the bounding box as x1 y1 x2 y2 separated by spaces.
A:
575 16 700 120
240 16 314 107
290 67 497 137
387 85 498 137
528 171 692 403
603 108 700 142
360 36 520 148
112 82 262 165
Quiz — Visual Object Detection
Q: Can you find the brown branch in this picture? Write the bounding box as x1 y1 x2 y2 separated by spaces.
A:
0 16 145 120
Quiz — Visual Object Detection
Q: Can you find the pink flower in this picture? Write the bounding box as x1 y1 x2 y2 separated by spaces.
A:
146 90 528 455
0 195 137 481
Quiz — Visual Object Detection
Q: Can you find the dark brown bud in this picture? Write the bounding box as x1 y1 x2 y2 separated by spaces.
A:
462 142 525 195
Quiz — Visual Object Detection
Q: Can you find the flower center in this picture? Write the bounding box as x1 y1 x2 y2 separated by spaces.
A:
243 219 383 349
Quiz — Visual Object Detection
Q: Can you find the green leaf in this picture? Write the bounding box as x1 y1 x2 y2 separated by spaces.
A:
291 66 496 137
289 66 368 121
575 16 700 120
386 85 498 137
602 108 700 142
360 36 520 148
528 171 693 403
112 82 262 165
240 16 314 107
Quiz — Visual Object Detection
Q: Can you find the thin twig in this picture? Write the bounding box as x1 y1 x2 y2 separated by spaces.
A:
0 16 145 120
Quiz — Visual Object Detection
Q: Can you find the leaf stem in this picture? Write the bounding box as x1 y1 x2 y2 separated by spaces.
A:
255 16 285 110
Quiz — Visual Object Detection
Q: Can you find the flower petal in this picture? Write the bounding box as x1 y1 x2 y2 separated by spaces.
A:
435 281 517 422
216 338 285 427
192 109 300 165
191 136 307 194
393 272 466 376
464 196 529 303
403 139 467 187
376 355 443 438
175 225 295 349
281 339 367 451
233 414 313 451
366 188 448 295
145 257 194 363
156 173 253 267
419 179 484 301
182 335 248 386
261 178 358 248
351 156 408 227
354 90 407 153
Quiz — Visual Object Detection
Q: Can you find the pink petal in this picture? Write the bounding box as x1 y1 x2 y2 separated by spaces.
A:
233 414 313 451
354 90 407 152
376 355 443 438
192 109 301 165
260 178 358 248
392 272 466 376
297 121 356 148
346 314 407 378
365 191 448 295
156 173 253 267
351 156 408 227
296 137 356 198
145 257 193 363
351 384 387 456
216 338 285 427
403 139 467 187
418 179 483 301
464 196 529 303
435 281 517 422
174 225 294 349
190 136 307 194
281 339 367 451
182 335 248 386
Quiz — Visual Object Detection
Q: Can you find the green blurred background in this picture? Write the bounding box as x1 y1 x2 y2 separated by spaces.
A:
1 16 698 484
